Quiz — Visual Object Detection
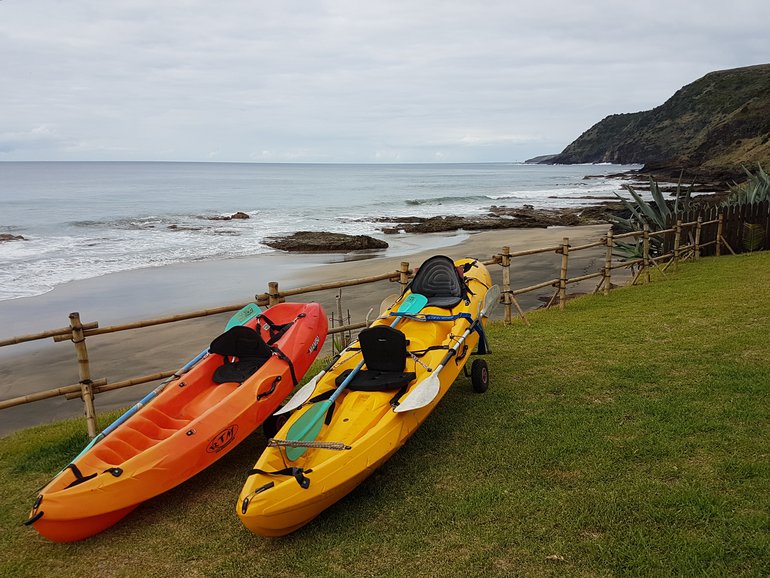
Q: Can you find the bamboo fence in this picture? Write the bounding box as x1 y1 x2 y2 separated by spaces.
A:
1 205 767 436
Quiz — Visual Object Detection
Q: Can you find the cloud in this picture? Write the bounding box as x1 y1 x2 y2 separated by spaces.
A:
0 126 69 154
1 1 769 161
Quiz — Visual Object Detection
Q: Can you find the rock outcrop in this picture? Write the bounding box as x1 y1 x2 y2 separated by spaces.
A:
0 233 26 242
376 205 618 234
204 211 251 221
264 231 388 252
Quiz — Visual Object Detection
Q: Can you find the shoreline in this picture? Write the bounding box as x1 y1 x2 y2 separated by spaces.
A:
0 224 613 437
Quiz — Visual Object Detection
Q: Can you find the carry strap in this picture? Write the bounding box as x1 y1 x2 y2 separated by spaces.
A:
248 466 311 489
63 463 97 489
259 311 306 345
408 344 451 357
271 345 298 385
62 464 123 489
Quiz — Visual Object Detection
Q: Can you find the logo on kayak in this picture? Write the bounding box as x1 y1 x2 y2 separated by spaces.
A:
240 305 257 320
308 335 320 354
207 425 238 453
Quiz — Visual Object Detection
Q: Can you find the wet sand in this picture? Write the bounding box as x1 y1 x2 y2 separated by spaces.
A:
0 225 615 437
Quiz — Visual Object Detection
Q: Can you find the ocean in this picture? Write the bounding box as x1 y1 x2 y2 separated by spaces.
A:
0 161 641 303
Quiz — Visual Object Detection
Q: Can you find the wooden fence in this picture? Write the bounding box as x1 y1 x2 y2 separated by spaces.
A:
1 204 767 436
672 200 770 257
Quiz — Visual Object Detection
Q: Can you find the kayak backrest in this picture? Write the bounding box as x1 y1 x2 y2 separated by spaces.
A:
334 325 415 392
359 325 408 372
209 326 272 384
409 255 465 308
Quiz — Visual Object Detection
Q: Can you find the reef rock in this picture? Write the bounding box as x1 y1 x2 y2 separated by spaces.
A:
264 231 388 252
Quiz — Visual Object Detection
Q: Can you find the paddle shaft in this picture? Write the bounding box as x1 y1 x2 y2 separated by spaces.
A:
285 293 427 457
285 313 395 440
394 285 500 413
432 285 499 371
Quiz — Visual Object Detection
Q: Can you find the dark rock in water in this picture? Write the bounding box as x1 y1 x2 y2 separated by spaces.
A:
398 216 522 233
371 216 429 224
203 211 250 221
0 233 26 242
488 206 584 227
383 205 606 234
264 231 388 252
167 224 203 232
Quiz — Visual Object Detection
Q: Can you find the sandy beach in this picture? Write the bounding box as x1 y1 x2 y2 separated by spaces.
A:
0 224 615 437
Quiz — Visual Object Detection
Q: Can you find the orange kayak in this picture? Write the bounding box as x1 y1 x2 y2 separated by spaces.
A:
27 301 327 542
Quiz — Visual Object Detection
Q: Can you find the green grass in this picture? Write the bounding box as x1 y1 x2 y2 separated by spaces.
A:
2 253 769 577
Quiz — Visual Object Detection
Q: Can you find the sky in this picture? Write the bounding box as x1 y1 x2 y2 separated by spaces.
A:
1 1 769 164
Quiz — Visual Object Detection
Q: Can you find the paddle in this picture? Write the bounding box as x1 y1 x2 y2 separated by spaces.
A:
273 292 408 417
283 293 428 460
394 285 501 413
63 303 263 468
272 354 339 417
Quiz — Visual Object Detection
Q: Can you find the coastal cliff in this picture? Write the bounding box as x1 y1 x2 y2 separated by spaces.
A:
544 64 770 180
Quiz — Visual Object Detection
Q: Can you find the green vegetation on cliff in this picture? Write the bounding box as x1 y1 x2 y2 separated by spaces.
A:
550 64 770 179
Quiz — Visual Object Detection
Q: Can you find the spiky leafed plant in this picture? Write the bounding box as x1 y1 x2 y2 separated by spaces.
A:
609 176 692 260
725 164 769 251
724 164 770 206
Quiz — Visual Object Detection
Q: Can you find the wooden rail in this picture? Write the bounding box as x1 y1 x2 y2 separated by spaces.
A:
1 206 766 436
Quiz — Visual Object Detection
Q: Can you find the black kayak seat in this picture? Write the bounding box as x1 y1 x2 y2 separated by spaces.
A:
209 325 272 384
409 255 465 308
335 325 416 392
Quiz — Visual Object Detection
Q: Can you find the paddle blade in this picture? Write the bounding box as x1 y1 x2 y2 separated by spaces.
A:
398 293 428 314
379 293 399 315
394 372 441 413
274 373 322 416
225 303 262 331
285 401 330 460
483 285 502 318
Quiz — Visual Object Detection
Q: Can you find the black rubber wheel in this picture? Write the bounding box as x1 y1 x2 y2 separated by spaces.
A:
262 412 289 439
470 358 489 393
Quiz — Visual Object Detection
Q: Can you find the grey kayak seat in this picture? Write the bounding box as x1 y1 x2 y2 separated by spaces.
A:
409 255 466 308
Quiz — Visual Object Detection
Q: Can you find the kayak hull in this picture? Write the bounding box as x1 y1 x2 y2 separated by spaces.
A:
238 258 493 536
28 302 327 542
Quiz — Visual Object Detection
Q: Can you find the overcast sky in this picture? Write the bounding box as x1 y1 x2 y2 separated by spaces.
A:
1 1 769 163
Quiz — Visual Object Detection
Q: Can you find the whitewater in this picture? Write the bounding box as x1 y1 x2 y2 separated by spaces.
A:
0 161 641 301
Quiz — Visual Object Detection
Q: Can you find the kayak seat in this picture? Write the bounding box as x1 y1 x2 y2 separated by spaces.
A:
209 325 272 384
335 325 416 391
409 255 466 308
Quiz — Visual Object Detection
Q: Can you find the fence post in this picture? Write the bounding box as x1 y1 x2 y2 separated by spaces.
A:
603 228 613 296
501 246 512 324
643 224 651 283
336 289 350 349
716 213 724 257
399 262 410 294
268 281 280 307
558 237 569 310
695 216 703 260
69 312 97 438
674 220 682 270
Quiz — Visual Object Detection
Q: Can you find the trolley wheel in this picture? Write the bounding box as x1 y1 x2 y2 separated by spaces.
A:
470 358 489 393
262 412 289 439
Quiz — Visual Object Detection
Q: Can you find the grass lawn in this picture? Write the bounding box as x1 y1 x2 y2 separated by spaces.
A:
1 253 769 577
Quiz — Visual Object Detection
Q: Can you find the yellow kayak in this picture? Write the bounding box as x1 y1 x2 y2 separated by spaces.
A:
237 256 497 536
